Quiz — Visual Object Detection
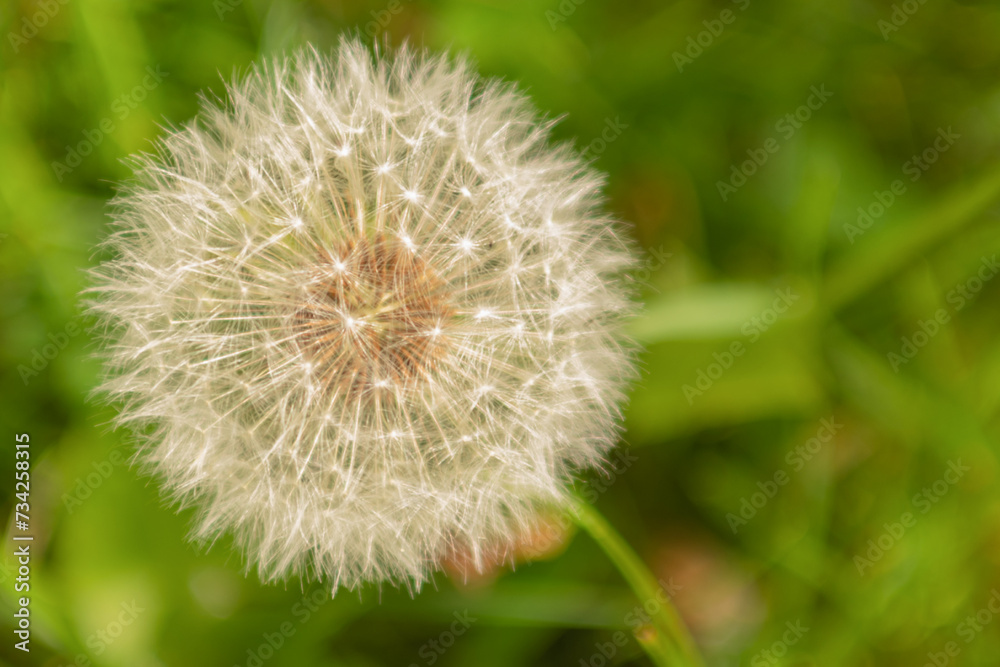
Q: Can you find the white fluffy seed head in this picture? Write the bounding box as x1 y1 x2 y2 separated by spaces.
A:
87 40 639 592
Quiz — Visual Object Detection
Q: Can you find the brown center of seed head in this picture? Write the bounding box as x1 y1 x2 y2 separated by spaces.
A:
292 233 453 400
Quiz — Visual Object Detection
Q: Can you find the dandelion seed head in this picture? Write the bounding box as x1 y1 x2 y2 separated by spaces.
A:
87 39 639 592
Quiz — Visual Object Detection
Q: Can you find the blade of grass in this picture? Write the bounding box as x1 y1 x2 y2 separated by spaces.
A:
824 163 1000 310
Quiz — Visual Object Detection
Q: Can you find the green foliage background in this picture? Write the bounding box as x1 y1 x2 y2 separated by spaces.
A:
3 0 1000 665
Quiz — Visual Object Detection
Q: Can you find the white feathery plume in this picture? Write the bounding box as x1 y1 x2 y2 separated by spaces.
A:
87 39 639 591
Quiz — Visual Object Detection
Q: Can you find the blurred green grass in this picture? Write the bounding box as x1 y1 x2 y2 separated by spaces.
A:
4 0 1000 665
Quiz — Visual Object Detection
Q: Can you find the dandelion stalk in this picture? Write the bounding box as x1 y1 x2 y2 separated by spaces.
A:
569 496 704 667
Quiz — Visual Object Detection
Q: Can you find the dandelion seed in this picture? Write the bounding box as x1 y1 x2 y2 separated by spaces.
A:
86 39 639 592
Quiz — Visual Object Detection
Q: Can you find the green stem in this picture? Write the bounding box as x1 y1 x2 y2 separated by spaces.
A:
568 495 705 667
